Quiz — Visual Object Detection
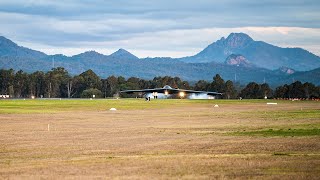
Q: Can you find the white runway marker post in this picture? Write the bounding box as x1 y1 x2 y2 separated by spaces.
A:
267 103 277 105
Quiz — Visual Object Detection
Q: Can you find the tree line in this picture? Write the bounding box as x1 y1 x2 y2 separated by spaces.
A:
0 67 319 99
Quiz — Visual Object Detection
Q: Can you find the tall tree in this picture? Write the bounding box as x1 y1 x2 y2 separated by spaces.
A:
45 67 70 98
106 75 119 97
66 77 75 98
72 69 102 98
239 82 260 99
274 84 289 99
13 70 28 98
303 82 319 99
209 74 225 92
101 78 108 98
194 80 209 91
224 80 237 99
260 83 273 98
288 81 305 98
0 69 14 95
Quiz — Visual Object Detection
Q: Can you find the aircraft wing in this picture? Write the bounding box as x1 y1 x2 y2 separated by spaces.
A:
175 89 222 96
120 88 222 95
120 88 168 94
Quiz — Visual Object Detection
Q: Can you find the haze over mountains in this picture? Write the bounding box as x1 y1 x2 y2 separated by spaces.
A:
0 33 319 86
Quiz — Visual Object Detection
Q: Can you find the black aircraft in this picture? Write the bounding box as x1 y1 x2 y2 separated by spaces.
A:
120 85 222 100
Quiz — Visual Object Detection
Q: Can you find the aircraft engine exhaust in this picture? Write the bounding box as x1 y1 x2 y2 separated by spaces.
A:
146 93 171 99
188 93 214 99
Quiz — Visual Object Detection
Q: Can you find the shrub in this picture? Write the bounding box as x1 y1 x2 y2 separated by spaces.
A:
80 88 103 98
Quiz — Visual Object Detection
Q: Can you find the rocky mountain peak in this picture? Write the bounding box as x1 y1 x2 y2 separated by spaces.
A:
225 54 252 67
225 33 254 48
192 33 255 63
279 66 295 74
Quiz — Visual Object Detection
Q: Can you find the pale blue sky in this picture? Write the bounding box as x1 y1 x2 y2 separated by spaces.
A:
0 0 319 57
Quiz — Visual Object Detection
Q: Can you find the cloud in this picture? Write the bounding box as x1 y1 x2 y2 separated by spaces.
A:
13 26 320 58
0 1 319 57
1 0 319 27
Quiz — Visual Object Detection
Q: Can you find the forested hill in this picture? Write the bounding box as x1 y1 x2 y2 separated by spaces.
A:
0 33 320 86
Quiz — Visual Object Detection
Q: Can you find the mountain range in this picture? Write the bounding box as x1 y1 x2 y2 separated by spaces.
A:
180 33 320 71
0 33 319 86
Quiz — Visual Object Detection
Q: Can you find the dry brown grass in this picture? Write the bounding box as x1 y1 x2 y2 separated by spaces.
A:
0 100 319 179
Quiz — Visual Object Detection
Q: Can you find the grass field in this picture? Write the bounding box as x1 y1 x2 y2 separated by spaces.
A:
0 99 319 179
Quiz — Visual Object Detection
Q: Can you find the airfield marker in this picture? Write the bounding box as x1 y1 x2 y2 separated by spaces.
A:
266 102 277 105
48 124 50 131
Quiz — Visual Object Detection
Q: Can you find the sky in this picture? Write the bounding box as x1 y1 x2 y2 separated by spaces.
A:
0 0 319 58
